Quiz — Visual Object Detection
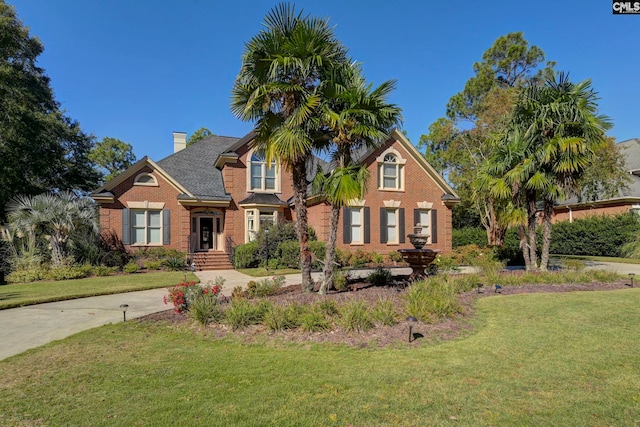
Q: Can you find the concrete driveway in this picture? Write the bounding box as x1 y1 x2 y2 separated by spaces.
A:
0 262 636 361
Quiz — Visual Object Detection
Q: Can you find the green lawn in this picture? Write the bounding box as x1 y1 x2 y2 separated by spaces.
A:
1 289 639 426
0 271 199 309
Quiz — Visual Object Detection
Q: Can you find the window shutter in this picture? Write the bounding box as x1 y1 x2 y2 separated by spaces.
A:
343 207 351 244
163 209 171 245
431 209 438 244
414 209 420 227
364 207 370 244
122 208 130 245
380 208 387 243
399 208 405 244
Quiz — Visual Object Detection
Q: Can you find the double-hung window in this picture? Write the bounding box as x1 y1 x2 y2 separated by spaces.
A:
132 210 162 245
377 149 406 191
386 208 398 244
349 207 363 244
250 150 277 191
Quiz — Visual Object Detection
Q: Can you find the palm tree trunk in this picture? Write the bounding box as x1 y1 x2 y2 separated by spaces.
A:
526 194 538 271
518 224 531 271
292 161 313 292
319 203 340 295
539 199 554 271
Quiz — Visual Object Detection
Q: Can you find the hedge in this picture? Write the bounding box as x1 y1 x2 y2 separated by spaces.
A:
453 212 640 260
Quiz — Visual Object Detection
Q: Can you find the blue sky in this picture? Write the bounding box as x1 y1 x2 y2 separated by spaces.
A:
9 0 640 161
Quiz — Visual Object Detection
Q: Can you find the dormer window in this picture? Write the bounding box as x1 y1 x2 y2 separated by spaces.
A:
377 149 406 191
133 173 158 186
248 149 278 192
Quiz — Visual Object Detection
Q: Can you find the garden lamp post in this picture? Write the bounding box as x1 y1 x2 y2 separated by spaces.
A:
406 316 417 343
120 304 129 322
629 273 635 288
477 283 484 293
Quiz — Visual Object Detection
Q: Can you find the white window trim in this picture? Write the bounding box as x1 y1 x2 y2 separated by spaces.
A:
246 148 281 193
133 173 159 187
131 209 163 246
348 206 364 245
416 207 432 244
386 208 399 244
244 208 278 242
376 148 406 191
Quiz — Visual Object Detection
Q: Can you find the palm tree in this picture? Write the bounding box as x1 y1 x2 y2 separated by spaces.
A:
231 3 349 291
483 73 610 271
6 191 99 267
313 66 402 294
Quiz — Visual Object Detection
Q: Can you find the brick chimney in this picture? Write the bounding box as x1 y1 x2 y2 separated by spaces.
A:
173 131 187 153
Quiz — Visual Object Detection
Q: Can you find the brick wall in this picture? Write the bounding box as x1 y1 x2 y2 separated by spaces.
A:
553 204 632 223
333 136 454 255
97 165 191 254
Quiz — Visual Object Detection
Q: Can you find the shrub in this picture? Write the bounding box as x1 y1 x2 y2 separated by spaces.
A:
351 249 371 268
189 292 224 326
225 300 262 330
372 298 397 326
263 303 301 332
145 260 163 270
315 300 340 317
163 257 185 271
367 267 393 287
276 240 326 269
452 227 487 248
404 277 461 322
123 261 139 274
333 269 350 291
164 280 219 313
562 258 586 271
44 265 88 281
340 301 374 332
387 250 403 264
335 248 352 267
244 275 285 298
6 267 46 283
554 213 640 257
371 252 384 264
299 309 331 332
234 241 259 269
92 265 117 277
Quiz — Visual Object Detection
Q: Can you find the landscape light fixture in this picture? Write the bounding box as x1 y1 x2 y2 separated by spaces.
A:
477 283 484 293
119 304 129 322
495 285 503 294
406 316 417 343
629 273 635 288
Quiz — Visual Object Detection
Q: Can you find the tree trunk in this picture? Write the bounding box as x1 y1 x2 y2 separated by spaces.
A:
526 193 538 271
539 199 554 272
319 203 340 295
483 199 506 246
518 224 531 271
292 161 313 292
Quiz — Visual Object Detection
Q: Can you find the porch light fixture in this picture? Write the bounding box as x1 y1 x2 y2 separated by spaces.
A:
119 304 129 322
406 316 417 343
495 285 503 294
629 273 635 288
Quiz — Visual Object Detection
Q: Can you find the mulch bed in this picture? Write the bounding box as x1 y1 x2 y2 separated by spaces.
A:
140 279 632 348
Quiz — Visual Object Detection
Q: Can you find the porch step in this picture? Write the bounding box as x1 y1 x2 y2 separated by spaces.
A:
192 252 233 271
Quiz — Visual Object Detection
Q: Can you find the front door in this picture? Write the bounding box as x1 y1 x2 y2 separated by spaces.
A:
199 217 214 250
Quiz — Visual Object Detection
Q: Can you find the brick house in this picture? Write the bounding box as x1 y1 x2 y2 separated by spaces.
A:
91 129 459 270
553 138 640 223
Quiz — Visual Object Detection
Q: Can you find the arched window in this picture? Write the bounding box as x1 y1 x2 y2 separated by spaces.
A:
133 173 158 186
249 149 277 191
377 149 405 191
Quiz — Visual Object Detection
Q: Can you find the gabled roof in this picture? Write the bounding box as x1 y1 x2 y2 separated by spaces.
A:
556 137 640 208
156 134 239 200
91 155 192 198
238 193 288 207
363 129 460 201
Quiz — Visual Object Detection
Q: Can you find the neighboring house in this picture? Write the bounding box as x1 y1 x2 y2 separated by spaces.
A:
554 138 640 223
91 129 460 270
